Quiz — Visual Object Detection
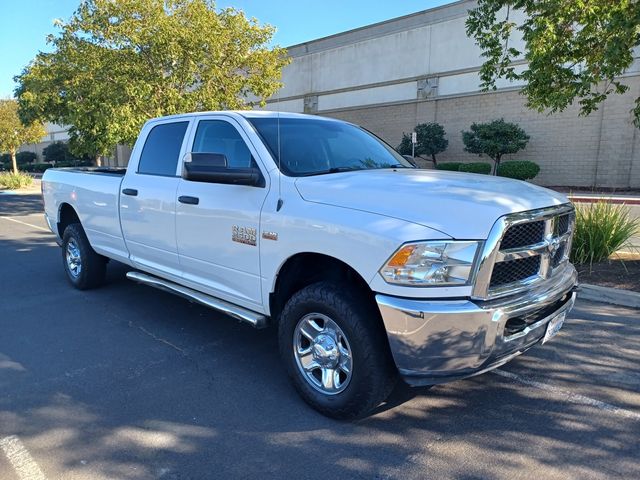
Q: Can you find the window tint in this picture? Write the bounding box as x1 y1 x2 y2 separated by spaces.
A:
138 122 189 176
192 120 255 168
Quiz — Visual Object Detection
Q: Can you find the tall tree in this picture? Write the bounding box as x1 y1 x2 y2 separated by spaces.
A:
15 0 290 164
466 0 640 125
462 119 529 175
0 100 46 174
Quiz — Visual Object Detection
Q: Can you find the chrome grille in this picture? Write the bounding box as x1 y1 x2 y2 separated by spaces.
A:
472 204 576 300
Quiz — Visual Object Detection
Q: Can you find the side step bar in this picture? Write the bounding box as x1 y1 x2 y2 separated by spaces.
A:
126 271 268 329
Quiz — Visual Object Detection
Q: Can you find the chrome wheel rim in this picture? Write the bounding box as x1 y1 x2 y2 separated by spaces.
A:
293 313 353 395
66 238 82 278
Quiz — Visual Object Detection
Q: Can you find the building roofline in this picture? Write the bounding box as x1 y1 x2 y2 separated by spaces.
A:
286 0 475 57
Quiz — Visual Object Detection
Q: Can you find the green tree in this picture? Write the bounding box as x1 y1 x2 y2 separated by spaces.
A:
466 0 640 125
43 141 73 164
397 122 448 166
0 100 46 174
15 0 290 165
462 119 529 174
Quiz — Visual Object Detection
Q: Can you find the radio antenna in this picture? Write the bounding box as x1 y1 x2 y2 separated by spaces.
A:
276 86 283 212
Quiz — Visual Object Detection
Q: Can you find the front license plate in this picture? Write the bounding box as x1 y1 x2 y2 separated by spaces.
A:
542 312 566 344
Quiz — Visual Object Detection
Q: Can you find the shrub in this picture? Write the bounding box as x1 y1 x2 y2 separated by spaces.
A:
54 160 93 168
398 122 449 167
459 162 492 174
43 141 70 163
497 161 540 180
571 201 640 266
461 119 529 174
22 163 52 173
16 151 37 165
436 162 463 171
0 171 33 189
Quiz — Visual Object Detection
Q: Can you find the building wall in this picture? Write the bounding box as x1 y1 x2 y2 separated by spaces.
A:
265 0 640 189
325 78 640 189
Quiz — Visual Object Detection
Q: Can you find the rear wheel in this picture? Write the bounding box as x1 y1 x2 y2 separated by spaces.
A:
278 282 397 419
62 223 107 290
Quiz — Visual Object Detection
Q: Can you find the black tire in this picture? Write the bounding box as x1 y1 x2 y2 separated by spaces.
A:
61 223 107 290
278 281 397 420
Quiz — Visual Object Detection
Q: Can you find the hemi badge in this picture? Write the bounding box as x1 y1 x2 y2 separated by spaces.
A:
262 231 278 241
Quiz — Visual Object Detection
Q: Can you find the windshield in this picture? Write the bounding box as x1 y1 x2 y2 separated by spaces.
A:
247 117 413 176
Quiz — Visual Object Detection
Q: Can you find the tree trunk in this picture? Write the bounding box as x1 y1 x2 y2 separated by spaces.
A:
431 154 437 168
10 149 18 175
95 155 102 167
493 155 501 176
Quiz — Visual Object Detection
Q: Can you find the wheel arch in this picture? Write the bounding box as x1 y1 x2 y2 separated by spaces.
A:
57 202 81 238
269 252 376 321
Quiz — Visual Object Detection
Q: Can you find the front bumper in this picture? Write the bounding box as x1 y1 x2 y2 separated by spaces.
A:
375 265 578 386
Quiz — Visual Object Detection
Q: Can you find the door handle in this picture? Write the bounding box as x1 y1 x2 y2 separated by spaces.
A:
178 195 199 205
122 188 138 196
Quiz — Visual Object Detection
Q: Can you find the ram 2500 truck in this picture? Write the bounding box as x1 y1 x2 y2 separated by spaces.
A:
42 111 577 419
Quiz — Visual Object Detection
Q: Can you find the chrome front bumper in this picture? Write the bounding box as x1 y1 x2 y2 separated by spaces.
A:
376 265 578 386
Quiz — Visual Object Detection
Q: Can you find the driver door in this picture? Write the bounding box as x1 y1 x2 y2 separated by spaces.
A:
175 116 269 310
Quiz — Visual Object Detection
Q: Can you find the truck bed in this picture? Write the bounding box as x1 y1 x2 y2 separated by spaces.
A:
42 167 129 262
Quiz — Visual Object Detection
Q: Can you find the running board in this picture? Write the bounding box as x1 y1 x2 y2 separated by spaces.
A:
126 271 268 328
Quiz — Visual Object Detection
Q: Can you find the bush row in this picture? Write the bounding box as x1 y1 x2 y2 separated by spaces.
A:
0 160 94 173
436 160 540 180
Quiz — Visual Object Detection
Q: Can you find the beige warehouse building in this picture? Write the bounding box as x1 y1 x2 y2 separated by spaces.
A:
264 0 640 189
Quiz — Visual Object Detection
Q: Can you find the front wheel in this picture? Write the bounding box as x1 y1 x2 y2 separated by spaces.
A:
278 282 397 419
61 223 107 290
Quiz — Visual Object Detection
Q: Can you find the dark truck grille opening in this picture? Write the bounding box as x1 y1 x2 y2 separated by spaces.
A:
500 220 545 249
490 256 541 287
503 293 572 336
551 244 566 267
554 214 570 236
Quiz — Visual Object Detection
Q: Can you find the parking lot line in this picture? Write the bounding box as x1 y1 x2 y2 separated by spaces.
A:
492 369 640 421
0 436 47 480
0 216 50 233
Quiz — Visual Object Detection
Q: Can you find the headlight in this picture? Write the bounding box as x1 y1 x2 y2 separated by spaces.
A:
380 241 480 286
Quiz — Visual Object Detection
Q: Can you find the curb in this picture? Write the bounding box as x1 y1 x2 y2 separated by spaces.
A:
578 284 640 309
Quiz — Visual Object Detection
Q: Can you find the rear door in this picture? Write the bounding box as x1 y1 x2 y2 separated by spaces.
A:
120 118 191 278
175 116 269 309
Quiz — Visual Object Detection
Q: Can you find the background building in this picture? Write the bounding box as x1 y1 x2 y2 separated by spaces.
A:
20 0 640 188
264 0 640 189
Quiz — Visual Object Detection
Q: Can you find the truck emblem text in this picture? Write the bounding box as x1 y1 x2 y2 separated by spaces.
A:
232 226 257 246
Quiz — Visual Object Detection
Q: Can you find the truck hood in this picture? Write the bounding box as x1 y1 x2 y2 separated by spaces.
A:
294 169 569 239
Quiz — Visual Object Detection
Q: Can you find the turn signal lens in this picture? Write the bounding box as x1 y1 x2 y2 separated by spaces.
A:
387 245 416 267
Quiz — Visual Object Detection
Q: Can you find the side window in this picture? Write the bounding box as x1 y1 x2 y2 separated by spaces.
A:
192 120 255 169
138 121 189 176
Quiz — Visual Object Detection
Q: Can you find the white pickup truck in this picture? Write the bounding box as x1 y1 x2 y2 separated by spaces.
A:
42 111 577 419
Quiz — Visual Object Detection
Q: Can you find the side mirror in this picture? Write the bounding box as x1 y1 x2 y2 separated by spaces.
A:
182 152 264 187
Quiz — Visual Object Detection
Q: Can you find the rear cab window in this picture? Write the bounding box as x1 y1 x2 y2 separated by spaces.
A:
137 121 190 176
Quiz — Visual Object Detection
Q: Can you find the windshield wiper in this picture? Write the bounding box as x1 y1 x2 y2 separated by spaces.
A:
299 166 362 176
299 164 408 177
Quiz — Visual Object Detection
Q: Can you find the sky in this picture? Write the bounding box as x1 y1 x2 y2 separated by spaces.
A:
0 0 451 98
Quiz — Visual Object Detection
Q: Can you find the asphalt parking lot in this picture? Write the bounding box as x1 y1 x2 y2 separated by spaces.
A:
1 192 639 480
